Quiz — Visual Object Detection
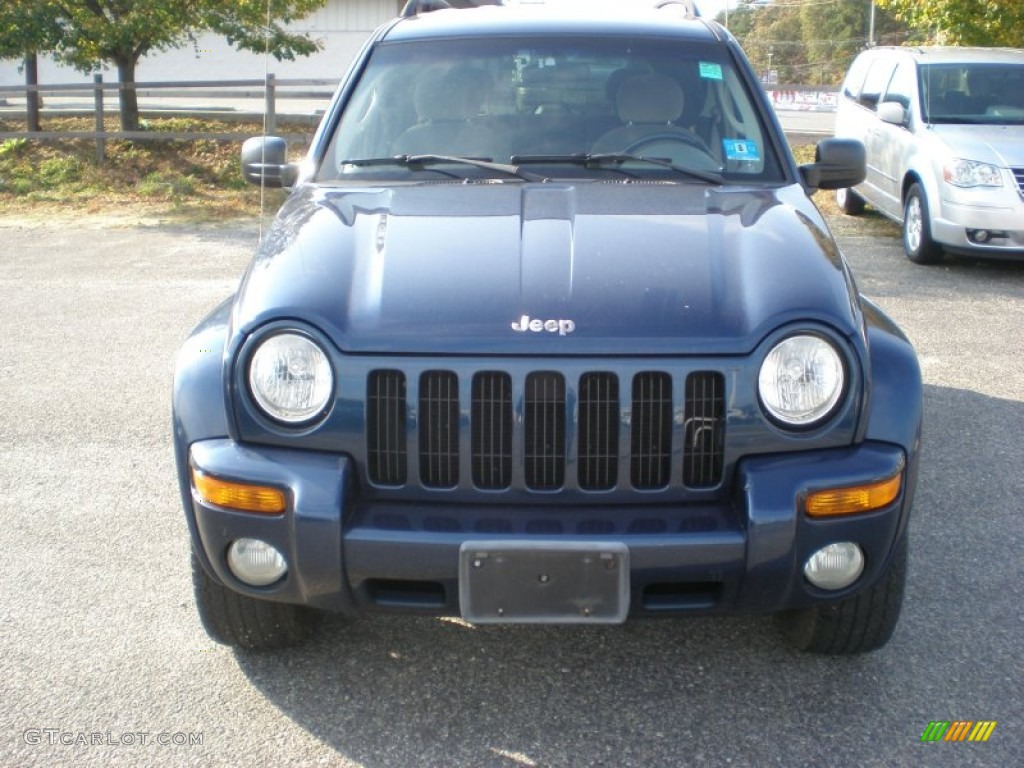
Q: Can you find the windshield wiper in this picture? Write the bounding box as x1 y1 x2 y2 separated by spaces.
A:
512 153 724 184
589 153 725 184
343 154 547 182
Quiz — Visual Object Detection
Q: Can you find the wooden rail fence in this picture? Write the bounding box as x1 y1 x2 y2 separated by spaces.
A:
0 74 336 161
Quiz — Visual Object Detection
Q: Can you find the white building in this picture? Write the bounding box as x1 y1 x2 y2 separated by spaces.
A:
0 0 401 88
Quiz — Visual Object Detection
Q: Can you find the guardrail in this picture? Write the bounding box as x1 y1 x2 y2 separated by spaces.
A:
0 74 336 161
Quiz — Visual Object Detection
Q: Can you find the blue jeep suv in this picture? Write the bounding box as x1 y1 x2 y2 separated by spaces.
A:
173 0 921 653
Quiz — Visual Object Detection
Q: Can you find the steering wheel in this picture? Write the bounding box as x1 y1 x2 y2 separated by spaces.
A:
624 131 710 155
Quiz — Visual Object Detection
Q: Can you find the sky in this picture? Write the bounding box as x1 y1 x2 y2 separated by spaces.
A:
698 1 778 22
700 0 770 21
698 0 729 19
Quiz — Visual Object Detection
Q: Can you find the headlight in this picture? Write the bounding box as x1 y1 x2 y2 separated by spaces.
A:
248 332 333 424
943 159 1003 188
758 335 845 427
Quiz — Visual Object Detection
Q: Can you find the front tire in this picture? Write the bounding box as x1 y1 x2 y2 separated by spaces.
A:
836 187 865 215
902 183 943 264
192 551 321 650
776 535 907 655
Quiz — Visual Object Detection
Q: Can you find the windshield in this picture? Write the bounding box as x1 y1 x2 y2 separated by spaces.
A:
921 62 1024 125
317 36 783 182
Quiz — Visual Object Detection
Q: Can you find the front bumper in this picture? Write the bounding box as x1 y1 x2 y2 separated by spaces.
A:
934 187 1024 255
186 438 909 618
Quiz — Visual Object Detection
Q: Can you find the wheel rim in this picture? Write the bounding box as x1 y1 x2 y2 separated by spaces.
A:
905 195 923 252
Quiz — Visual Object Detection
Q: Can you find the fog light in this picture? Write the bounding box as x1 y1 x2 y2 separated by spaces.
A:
227 539 287 586
804 542 864 590
970 229 990 243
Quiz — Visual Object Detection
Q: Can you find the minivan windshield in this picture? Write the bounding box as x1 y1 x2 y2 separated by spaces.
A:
317 36 783 182
921 62 1024 125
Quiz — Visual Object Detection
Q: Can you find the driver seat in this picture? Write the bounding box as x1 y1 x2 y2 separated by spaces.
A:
591 72 696 154
391 68 494 158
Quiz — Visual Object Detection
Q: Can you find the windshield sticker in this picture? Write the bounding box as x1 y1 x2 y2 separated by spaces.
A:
723 139 760 161
699 62 723 80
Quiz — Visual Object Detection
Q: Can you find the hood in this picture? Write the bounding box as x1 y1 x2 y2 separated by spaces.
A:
932 123 1024 167
233 182 859 355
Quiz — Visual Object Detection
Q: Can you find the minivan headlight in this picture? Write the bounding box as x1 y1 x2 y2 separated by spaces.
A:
943 159 1003 188
758 335 845 427
248 332 333 424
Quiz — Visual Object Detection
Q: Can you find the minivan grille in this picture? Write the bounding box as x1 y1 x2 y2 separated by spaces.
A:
1013 167 1024 195
366 368 726 491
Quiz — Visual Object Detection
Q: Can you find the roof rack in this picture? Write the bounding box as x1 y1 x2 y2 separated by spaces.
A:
654 0 701 17
400 0 701 19
400 0 501 17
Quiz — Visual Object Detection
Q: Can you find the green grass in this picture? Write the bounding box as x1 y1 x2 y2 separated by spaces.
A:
0 116 297 221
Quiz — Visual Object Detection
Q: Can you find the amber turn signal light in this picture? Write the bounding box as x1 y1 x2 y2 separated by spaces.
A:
191 469 287 514
805 473 902 517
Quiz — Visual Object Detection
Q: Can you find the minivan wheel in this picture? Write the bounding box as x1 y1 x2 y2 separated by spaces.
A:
836 187 865 215
903 183 943 264
192 551 321 650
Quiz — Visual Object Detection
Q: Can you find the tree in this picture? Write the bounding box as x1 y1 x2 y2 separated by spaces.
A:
49 1 327 131
727 1 806 84
799 1 905 85
876 0 1024 47
0 1 63 131
719 0 908 86
713 0 763 39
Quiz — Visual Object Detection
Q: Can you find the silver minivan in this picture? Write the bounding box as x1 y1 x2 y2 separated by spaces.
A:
835 46 1024 264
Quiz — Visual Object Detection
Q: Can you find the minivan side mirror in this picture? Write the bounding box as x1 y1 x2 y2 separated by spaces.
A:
877 101 908 127
241 136 299 188
799 138 866 191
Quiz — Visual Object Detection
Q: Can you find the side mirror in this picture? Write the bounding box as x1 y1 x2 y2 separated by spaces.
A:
241 136 299 188
799 138 866 191
877 101 908 127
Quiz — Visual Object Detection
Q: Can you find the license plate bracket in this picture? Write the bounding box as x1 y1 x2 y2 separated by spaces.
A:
459 541 629 624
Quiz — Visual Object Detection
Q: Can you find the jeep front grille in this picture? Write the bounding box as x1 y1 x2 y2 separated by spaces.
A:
419 370 459 488
524 372 566 491
366 368 726 492
684 371 726 487
367 370 408 486
631 372 673 489
578 372 619 491
471 371 513 490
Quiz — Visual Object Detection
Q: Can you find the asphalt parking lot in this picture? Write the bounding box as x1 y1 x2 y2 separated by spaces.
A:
0 212 1021 767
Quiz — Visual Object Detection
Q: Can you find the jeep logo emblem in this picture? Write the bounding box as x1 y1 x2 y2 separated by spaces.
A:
511 314 576 336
